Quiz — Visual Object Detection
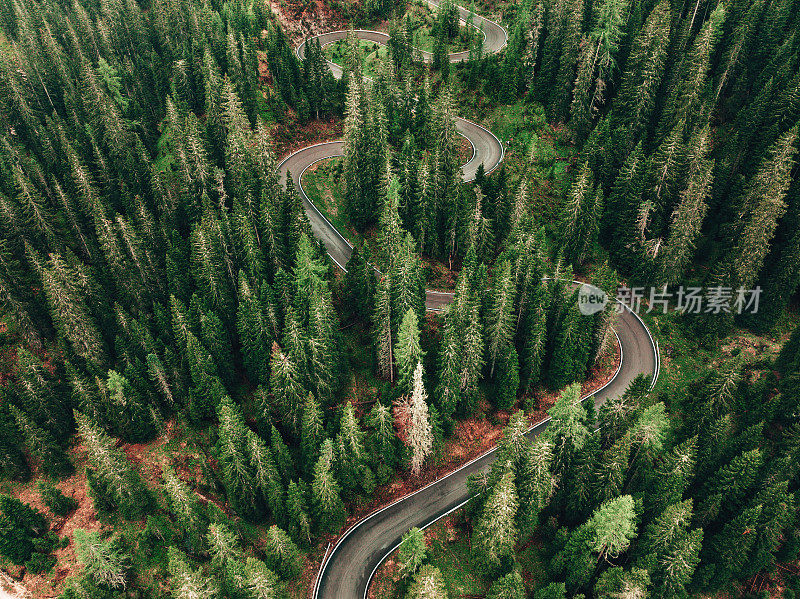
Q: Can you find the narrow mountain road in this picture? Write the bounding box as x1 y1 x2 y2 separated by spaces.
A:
280 12 660 599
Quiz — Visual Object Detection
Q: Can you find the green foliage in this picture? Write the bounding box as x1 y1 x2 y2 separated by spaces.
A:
74 530 128 590
486 569 525 599
37 481 78 517
0 495 47 564
262 525 303 579
398 527 427 578
406 564 448 599
75 412 152 520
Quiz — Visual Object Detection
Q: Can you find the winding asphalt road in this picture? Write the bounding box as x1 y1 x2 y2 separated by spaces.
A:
280 11 660 599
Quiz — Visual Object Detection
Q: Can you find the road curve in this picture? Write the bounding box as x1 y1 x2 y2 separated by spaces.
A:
295 0 508 68
276 110 504 273
314 304 658 599
282 9 659 599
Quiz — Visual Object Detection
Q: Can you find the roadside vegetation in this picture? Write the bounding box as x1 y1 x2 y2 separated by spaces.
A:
0 0 799 598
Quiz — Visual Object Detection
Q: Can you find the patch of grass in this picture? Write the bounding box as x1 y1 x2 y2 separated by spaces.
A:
324 39 390 79
404 0 474 54
299 157 360 249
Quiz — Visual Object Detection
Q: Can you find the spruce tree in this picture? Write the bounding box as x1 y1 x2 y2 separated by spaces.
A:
262 525 302 579
311 438 345 533
473 466 519 576
517 437 557 537
374 275 394 382
37 480 78 517
286 481 312 546
395 308 425 394
406 564 448 599
247 429 285 523
237 272 273 386
718 126 798 291
366 401 398 480
215 396 257 519
168 546 219 599
407 362 433 476
485 259 516 378
486 570 526 599
9 404 72 478
162 465 206 553
398 527 427 578
0 495 46 564
74 529 128 590
343 244 376 323
300 393 325 472
244 556 282 599
594 567 649 599
75 411 151 519
268 342 307 432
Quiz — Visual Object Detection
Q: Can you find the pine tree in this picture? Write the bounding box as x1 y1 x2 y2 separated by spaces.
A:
37 481 78 517
487 570 526 599
485 260 516 378
74 529 128 590
473 465 518 575
311 438 345 533
168 546 219 599
407 362 433 476
286 481 312 546
0 495 46 564
9 404 72 478
398 527 427 578
396 308 425 394
406 564 448 599
75 411 151 519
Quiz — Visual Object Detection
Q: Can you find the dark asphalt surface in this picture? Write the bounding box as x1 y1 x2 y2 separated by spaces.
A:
283 12 658 599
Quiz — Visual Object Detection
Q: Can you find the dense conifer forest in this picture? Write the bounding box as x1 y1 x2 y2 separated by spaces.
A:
0 0 799 597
